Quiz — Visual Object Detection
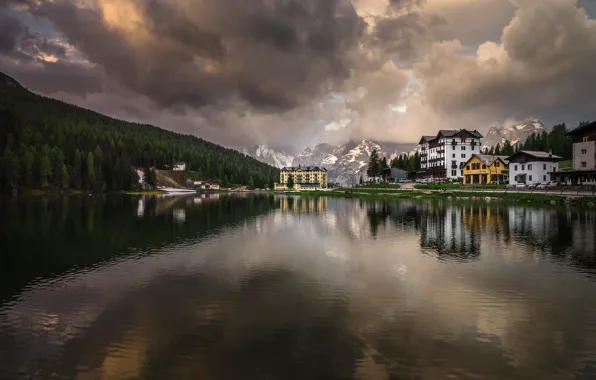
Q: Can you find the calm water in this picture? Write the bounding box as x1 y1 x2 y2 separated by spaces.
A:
1 194 596 380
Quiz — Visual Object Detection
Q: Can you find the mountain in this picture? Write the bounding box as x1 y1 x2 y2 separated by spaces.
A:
245 145 294 168
482 120 545 151
0 72 279 192
248 140 416 185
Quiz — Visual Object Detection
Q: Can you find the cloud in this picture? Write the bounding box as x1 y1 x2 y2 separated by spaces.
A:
415 0 596 124
3 0 596 149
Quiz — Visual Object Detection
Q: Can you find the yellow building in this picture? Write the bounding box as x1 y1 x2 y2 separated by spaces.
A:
274 166 328 190
463 154 509 184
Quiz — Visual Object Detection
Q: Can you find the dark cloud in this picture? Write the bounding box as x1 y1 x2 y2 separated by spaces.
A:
17 0 371 111
0 12 24 52
415 0 596 127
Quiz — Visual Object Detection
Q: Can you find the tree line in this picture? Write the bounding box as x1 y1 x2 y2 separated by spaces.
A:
0 81 279 194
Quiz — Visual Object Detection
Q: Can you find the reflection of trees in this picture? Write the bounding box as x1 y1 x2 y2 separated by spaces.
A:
366 201 391 237
0 195 279 300
508 206 596 271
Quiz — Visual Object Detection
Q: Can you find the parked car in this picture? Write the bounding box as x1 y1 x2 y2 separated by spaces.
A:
546 181 559 189
536 183 547 190
506 183 515 189
515 183 527 190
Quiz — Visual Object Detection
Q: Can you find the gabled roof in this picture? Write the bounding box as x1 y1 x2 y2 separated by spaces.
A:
419 129 483 145
418 135 437 144
566 121 596 136
506 150 563 162
464 154 510 167
438 129 483 139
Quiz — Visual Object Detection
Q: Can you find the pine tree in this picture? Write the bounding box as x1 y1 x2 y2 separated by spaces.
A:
367 149 380 180
61 163 69 190
248 175 255 189
73 149 82 190
23 150 34 187
86 152 95 190
1 146 20 191
286 174 294 189
39 152 51 188
93 145 103 191
359 175 363 185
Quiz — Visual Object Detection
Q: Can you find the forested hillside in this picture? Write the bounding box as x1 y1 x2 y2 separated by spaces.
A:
0 72 279 193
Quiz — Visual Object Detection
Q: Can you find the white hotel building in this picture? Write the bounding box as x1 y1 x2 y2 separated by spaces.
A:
419 129 484 179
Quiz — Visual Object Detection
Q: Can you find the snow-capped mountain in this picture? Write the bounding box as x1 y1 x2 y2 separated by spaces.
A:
245 145 295 168
247 140 415 185
482 120 545 151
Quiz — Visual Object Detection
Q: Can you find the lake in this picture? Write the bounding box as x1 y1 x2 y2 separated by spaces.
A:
1 194 596 379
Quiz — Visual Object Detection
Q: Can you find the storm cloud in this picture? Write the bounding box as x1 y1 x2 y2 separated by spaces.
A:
1 0 596 149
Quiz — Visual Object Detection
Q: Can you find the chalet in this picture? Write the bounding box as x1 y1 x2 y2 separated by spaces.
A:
462 155 509 184
506 151 561 185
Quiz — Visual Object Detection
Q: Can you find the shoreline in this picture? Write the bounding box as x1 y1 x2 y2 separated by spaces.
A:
277 189 596 207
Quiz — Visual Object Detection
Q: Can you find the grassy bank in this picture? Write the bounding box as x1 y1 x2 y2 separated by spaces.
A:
415 184 507 190
356 184 401 189
281 188 596 207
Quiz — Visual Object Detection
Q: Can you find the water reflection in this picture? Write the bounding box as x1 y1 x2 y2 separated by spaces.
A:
1 196 596 379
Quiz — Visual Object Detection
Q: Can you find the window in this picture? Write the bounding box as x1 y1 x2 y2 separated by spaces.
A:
495 161 500 168
482 165 486 169
581 149 587 154
451 170 457 176
452 153 456 158
529 175 532 181
543 164 546 170
582 162 587 168
522 165 525 170
543 175 546 181
461 146 466 151
584 137 589 142
528 164 532 170
466 165 470 170
515 165 518 170
461 154 466 158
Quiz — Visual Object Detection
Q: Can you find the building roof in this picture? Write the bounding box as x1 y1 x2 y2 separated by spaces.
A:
175 161 185 165
566 121 596 136
418 135 437 144
281 166 328 172
465 154 509 167
419 129 483 144
506 150 563 162
438 129 483 138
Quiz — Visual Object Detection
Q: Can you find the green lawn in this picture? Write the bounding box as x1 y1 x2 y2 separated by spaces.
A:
415 184 507 190
357 183 401 189
559 160 572 170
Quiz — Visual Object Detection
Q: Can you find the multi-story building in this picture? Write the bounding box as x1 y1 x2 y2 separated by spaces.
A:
462 154 509 184
274 166 328 190
419 129 483 179
553 121 596 185
506 151 561 185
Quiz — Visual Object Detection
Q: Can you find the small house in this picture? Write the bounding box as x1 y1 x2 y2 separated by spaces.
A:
506 151 562 185
173 162 186 171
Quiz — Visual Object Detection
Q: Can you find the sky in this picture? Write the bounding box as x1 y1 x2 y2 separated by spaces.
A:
1 0 596 152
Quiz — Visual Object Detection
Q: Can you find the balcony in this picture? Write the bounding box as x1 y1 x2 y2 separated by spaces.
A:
451 140 457 146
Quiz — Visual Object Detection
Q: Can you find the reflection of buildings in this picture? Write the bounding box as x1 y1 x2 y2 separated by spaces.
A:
419 206 480 259
279 196 328 213
173 208 186 223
